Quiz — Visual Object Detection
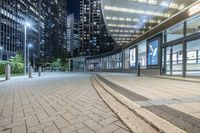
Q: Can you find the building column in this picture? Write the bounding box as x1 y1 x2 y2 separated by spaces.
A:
182 41 187 77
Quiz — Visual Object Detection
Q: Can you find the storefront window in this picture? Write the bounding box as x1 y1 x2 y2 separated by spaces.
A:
130 48 136 67
186 14 200 36
124 49 129 69
147 39 159 66
187 39 200 76
102 57 108 69
166 47 171 75
166 23 184 42
138 41 146 68
172 44 182 75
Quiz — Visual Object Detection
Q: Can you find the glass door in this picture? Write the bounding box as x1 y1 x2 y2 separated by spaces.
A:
163 44 183 76
172 44 183 75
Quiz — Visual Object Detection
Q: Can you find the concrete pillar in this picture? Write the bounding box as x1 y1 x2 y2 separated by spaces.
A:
29 66 33 78
5 64 11 80
38 66 41 76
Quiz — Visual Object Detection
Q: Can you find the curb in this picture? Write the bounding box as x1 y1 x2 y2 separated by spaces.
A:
93 74 187 133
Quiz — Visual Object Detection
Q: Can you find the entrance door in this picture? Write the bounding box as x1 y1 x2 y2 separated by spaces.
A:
163 44 183 76
172 44 183 75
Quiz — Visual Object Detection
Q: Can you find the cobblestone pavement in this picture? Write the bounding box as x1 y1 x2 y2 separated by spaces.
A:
0 73 131 133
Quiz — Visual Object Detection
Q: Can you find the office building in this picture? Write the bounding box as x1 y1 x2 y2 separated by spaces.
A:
41 0 68 61
0 0 42 61
79 0 115 56
67 14 80 57
0 0 67 62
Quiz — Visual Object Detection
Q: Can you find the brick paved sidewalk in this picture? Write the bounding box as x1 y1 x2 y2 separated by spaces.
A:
0 72 131 133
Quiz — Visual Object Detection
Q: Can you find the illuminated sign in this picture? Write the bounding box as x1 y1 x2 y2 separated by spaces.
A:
130 48 136 67
148 39 158 65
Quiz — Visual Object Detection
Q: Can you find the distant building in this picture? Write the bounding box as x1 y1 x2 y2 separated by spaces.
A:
79 0 115 56
41 0 68 60
67 14 80 57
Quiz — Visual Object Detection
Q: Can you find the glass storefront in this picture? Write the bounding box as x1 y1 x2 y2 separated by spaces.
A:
172 44 183 75
186 14 200 36
124 49 129 69
138 41 146 68
102 57 108 69
166 47 171 75
186 39 200 76
130 47 136 67
84 9 200 77
166 23 184 42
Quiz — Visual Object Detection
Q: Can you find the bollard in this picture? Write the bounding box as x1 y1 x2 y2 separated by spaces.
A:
29 66 33 78
38 66 41 76
137 63 141 76
5 64 11 80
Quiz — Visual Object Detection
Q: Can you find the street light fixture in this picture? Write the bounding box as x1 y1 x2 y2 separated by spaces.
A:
24 22 31 75
28 44 33 69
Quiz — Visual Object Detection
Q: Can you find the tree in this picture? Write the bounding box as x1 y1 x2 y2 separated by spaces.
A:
50 59 62 71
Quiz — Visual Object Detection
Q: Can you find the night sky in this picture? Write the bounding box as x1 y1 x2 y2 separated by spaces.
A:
68 0 80 19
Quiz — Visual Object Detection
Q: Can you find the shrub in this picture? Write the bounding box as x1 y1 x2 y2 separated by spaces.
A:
9 54 24 74
0 61 9 75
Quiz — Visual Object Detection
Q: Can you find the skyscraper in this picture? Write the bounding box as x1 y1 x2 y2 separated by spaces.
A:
0 0 42 60
79 0 115 56
67 14 80 57
0 0 67 62
41 0 68 61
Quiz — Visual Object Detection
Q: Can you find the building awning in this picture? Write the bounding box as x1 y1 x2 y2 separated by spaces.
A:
101 0 198 45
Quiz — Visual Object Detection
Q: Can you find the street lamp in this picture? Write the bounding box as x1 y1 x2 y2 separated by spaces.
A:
24 22 31 75
28 44 33 69
0 46 3 60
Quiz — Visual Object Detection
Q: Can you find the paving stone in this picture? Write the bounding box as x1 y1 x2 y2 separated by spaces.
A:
43 125 60 133
99 116 118 126
83 118 102 130
113 128 131 133
26 116 40 128
0 73 130 133
54 117 70 129
77 126 95 133
96 124 120 133
12 124 27 133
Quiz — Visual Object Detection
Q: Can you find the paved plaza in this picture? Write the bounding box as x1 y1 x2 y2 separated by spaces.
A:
98 73 200 133
0 73 131 133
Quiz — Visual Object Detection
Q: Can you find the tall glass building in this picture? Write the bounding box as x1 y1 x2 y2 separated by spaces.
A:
0 0 67 61
0 0 42 60
79 0 115 56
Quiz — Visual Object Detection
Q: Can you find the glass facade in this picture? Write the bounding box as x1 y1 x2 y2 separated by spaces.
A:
82 10 200 77
138 41 146 68
186 39 200 76
166 23 184 42
124 49 129 69
186 14 200 36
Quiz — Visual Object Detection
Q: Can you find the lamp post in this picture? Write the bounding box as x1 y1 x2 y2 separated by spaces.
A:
0 46 3 60
28 44 33 69
24 22 31 75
